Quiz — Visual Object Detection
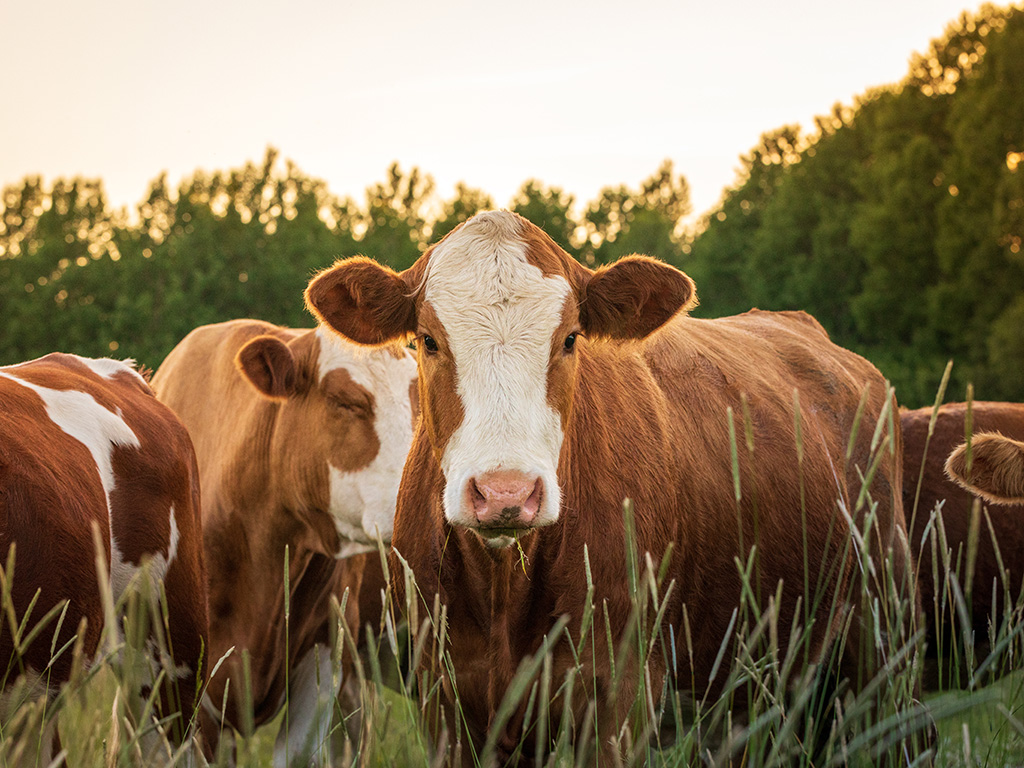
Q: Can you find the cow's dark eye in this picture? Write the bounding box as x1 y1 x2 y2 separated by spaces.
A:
422 335 439 354
564 332 578 352
327 396 369 415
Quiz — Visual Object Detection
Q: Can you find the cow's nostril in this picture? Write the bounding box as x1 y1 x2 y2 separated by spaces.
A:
523 479 543 519
471 479 488 516
469 470 543 526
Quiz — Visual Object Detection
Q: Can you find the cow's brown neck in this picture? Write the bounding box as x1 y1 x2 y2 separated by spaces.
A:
204 406 341 721
393 338 694 746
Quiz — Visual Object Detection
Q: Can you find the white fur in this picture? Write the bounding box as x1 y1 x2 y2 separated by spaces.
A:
146 507 180 583
73 355 147 385
0 368 141 598
273 643 339 767
424 211 568 532
316 328 417 553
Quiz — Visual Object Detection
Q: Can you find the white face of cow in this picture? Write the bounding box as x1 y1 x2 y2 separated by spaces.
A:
314 328 418 553
305 209 697 551
421 213 572 546
237 327 419 557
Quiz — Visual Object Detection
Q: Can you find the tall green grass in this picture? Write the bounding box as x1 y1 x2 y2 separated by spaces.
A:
3 382 1024 766
0 528 213 767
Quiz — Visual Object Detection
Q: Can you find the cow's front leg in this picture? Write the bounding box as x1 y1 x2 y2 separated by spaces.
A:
273 643 341 768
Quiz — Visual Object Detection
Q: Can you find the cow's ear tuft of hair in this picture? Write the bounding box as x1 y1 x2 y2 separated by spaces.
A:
945 432 1024 505
579 255 697 340
236 335 297 400
305 257 417 346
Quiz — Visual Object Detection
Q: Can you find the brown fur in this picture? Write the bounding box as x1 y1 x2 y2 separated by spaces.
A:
306 256 419 345
151 320 402 745
235 334 297 400
946 432 1024 505
410 301 464 463
903 402 1024 650
308 212 911 762
0 353 208 746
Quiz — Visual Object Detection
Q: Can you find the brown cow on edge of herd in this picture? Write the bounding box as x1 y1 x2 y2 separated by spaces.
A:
152 319 417 767
902 402 1024 669
0 353 208 764
305 210 918 764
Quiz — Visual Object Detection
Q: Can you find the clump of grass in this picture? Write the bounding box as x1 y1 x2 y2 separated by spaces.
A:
5 379 1024 767
0 536 223 768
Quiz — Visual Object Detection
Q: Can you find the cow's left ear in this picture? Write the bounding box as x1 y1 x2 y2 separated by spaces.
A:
236 335 297 400
305 256 417 346
578 255 697 340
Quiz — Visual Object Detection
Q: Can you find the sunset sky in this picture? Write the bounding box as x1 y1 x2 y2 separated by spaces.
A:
2 0 983 221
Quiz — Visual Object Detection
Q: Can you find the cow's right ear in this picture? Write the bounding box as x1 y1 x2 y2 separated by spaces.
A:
236 335 297 400
945 432 1024 505
305 256 417 346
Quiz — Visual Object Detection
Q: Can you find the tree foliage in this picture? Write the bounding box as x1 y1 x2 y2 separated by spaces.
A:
682 2 1024 406
3 4 1023 406
0 150 692 370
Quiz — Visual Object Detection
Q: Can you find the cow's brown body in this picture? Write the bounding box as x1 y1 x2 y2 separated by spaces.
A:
902 402 1024 651
152 319 415 765
306 211 913 762
0 353 208 755
395 309 906 754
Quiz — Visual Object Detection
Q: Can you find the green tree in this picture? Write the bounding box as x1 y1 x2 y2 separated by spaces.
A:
510 180 579 257
684 127 803 318
431 183 495 242
930 6 1024 399
583 161 691 268
361 162 435 271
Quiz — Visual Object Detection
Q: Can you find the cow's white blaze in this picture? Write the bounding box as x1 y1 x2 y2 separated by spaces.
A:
0 368 141 597
425 211 568 534
316 328 417 555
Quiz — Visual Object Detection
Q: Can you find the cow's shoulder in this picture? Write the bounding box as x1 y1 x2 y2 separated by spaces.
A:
641 309 873 402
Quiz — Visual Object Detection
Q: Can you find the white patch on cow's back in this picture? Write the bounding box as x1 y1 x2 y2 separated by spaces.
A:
315 328 417 553
0 369 141 598
424 210 568 527
74 355 147 385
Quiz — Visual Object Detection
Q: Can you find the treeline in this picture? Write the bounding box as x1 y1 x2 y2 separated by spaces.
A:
684 3 1024 406
0 155 690 371
2 4 1023 406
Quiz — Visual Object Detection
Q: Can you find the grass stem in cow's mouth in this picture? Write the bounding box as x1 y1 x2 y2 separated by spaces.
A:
472 525 538 549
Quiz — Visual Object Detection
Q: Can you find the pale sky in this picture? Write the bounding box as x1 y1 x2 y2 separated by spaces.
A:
1 0 985 222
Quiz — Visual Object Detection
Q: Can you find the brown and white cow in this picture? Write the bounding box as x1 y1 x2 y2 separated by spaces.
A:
902 402 1024 656
151 319 417 766
305 210 912 761
0 353 208 761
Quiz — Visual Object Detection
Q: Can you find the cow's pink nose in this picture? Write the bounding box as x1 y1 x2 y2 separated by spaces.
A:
470 470 543 526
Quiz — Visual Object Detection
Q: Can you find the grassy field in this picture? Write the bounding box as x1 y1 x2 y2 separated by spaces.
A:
3 391 1024 766
6 526 1021 768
